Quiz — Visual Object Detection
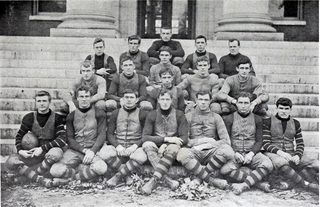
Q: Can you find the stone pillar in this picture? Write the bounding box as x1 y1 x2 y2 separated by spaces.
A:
215 0 283 41
50 0 116 37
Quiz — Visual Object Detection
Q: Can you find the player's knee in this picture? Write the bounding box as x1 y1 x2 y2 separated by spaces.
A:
50 163 68 178
130 148 148 165
142 141 158 153
105 100 117 111
91 159 108 175
176 148 192 164
45 147 63 163
98 145 117 161
140 101 153 111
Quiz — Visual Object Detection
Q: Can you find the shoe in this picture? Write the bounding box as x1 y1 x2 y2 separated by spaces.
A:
13 176 29 184
256 181 271 193
307 183 319 194
209 177 229 190
141 177 158 195
163 175 179 190
190 177 202 187
107 172 123 187
52 178 70 187
37 176 52 188
279 181 291 190
232 183 249 195
125 175 133 186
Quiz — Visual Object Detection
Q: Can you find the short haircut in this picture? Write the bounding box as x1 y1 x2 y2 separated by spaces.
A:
157 87 173 99
196 89 212 100
80 60 94 69
276 97 293 108
35 90 51 102
128 35 141 44
75 85 93 98
237 92 253 102
236 57 252 68
195 35 207 43
161 26 172 31
123 89 138 98
196 56 210 65
159 46 172 55
121 56 135 65
159 67 173 77
93 37 105 46
229 38 240 46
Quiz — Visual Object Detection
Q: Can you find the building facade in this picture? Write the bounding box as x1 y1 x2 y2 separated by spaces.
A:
0 0 318 41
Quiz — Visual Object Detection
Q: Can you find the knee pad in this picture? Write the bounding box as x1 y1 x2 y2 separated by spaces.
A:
95 101 107 111
98 145 117 161
91 159 108 175
142 141 158 153
140 101 153 111
210 102 222 114
105 100 117 111
176 148 192 163
130 148 148 165
50 163 68 178
216 144 234 160
164 144 180 157
45 148 63 163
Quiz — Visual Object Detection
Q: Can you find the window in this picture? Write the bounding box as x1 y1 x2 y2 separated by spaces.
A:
281 0 303 19
33 0 66 15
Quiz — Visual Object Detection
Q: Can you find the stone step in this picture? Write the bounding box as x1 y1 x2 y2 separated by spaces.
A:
268 105 319 118
257 74 319 84
0 36 318 49
254 65 319 75
0 87 67 99
262 83 319 94
0 77 70 89
0 99 61 111
0 68 80 79
0 111 30 125
268 93 319 106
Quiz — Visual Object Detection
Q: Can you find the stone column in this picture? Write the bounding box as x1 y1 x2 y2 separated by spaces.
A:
215 0 283 41
50 0 116 37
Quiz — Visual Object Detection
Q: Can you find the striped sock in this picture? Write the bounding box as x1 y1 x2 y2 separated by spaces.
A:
62 168 76 179
74 167 98 181
279 165 305 186
206 155 228 172
244 167 269 187
106 156 122 172
227 169 247 182
36 159 53 175
154 154 174 179
18 165 39 182
184 159 210 182
120 160 140 177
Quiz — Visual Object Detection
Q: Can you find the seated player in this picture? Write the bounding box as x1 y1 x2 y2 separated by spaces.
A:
50 86 107 184
221 92 273 195
6 91 66 187
106 56 153 111
263 97 319 194
99 89 149 187
217 59 268 117
147 46 182 93
148 67 185 111
141 89 188 194
176 90 233 189
119 35 150 77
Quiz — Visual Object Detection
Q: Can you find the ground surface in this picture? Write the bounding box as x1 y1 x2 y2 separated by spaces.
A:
1 172 319 207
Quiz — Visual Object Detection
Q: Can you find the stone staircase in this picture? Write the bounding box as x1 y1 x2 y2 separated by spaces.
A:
0 36 318 165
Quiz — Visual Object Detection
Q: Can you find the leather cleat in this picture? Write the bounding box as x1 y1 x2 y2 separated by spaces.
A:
307 183 319 194
142 177 158 195
125 175 133 186
107 172 123 187
256 181 271 193
163 175 179 190
52 178 70 187
232 183 249 195
209 177 229 190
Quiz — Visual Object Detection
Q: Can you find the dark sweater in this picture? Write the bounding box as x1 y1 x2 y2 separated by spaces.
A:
181 51 220 75
15 110 67 152
147 40 185 59
85 53 117 74
218 53 256 79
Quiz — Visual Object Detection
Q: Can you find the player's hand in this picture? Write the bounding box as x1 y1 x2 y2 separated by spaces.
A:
125 144 138 156
231 99 237 105
68 102 77 112
291 155 300 165
83 149 95 164
277 150 292 162
158 144 168 158
164 137 183 146
120 98 124 107
19 150 33 158
96 68 110 76
116 145 126 156
30 147 43 158
243 151 254 164
249 101 258 112
234 152 245 164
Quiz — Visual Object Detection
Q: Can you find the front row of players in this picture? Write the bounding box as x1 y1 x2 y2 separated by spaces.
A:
6 87 318 195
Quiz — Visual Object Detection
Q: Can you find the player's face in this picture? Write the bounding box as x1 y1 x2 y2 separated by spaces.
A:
81 65 95 81
93 42 105 56
160 29 172 42
228 41 240 55
236 63 251 78
196 61 210 77
196 94 211 111
35 96 50 114
236 97 251 114
122 59 135 76
123 93 138 108
195 38 207 52
159 51 172 64
128 39 140 53
158 93 172 110
77 91 91 109
277 104 292 119
160 73 173 88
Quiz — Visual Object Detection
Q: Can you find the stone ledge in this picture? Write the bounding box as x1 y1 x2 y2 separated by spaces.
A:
215 32 284 41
